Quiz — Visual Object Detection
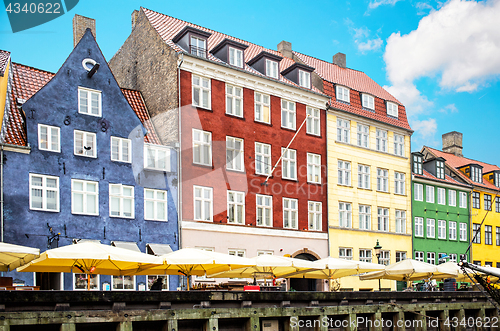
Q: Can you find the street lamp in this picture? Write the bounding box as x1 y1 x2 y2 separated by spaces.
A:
374 240 382 291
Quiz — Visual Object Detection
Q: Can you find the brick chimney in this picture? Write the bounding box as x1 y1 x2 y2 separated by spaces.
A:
333 52 346 68
73 14 96 47
277 41 292 58
442 131 463 157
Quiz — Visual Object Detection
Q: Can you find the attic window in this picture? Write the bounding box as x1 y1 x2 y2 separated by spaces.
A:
266 59 278 79
436 160 445 180
82 58 96 72
412 153 422 175
190 36 207 58
495 172 500 187
362 94 374 110
299 70 311 89
229 47 243 68
470 165 482 183
336 85 350 103
387 102 398 118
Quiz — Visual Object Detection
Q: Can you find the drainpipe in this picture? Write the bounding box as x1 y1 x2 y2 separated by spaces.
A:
177 52 183 251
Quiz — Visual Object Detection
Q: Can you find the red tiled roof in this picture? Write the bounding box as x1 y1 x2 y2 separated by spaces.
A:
414 169 471 189
0 50 10 76
425 147 500 191
3 63 160 146
142 8 325 95
294 52 411 131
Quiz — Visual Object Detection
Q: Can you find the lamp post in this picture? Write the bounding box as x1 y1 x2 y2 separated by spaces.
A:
374 240 382 291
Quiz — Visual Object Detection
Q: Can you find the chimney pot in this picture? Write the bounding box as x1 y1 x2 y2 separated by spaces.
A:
442 131 463 157
277 40 292 58
73 14 96 48
333 52 346 68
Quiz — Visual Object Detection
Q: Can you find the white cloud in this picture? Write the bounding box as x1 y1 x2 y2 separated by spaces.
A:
415 2 434 15
357 38 383 53
384 82 433 116
346 21 383 53
410 118 439 149
368 0 402 10
384 0 500 92
438 104 458 114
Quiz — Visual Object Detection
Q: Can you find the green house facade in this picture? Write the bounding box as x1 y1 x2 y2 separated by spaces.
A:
411 152 472 264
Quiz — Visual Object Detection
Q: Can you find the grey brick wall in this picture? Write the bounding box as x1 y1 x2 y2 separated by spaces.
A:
73 15 96 47
109 10 179 145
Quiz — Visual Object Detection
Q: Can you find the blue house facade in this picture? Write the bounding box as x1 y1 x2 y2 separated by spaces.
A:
0 29 179 290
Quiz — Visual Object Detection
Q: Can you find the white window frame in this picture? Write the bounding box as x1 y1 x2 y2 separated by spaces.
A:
358 165 370 189
471 166 482 183
336 85 350 103
74 130 96 158
380 251 390 265
254 92 270 124
307 153 321 184
225 84 243 117
306 107 320 136
257 250 273 256
281 100 296 130
395 172 405 195
449 221 457 240
359 249 372 263
255 142 271 176
459 223 467 241
414 183 423 201
339 247 353 260
414 217 424 237
229 47 243 68
438 220 446 239
78 87 102 117
338 160 351 186
427 252 435 265
190 35 206 58
337 118 350 143
437 187 446 205
283 197 298 229
192 129 212 166
228 249 246 257
395 210 406 234
299 70 311 89
362 94 374 110
111 136 131 163
308 201 322 231
377 207 389 232
281 148 297 180
339 202 352 228
73 273 99 291
144 188 168 222
71 179 98 216
194 186 213 222
436 160 445 179
147 275 169 291
109 184 134 218
357 124 369 148
227 190 245 225
192 75 211 109
427 219 435 238
426 185 435 203
396 251 407 262
144 144 170 171
376 129 387 152
415 251 424 262
394 134 404 156
387 102 398 118
359 205 371 230
112 275 136 291
265 59 278 79
29 173 59 212
226 136 244 172
256 194 272 227
38 124 60 152
377 168 388 192
449 190 457 207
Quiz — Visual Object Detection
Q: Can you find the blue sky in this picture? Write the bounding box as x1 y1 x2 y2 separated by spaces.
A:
1 0 499 166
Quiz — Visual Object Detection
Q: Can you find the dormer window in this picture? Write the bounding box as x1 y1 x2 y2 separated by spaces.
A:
470 165 483 183
229 47 243 68
495 172 500 187
436 160 445 179
336 85 350 103
190 36 206 58
412 153 423 175
266 59 278 79
362 94 374 110
299 70 311 89
387 102 398 118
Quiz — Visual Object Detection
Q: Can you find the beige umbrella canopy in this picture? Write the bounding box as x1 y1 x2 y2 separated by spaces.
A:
434 262 470 281
17 242 163 289
279 257 386 279
0 242 40 272
360 259 439 281
208 255 320 279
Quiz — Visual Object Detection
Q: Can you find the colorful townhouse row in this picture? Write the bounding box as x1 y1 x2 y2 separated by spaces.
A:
0 10 498 291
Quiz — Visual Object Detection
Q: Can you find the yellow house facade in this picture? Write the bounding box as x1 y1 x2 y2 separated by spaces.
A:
0 50 11 126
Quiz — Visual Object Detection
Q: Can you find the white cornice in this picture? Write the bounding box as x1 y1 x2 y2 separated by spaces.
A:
412 175 472 191
0 144 30 154
181 220 328 240
180 56 330 110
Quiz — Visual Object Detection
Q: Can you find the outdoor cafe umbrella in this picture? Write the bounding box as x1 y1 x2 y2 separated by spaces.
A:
17 242 163 290
132 248 256 290
359 259 439 281
433 261 470 281
207 255 320 280
278 257 386 279
0 242 40 272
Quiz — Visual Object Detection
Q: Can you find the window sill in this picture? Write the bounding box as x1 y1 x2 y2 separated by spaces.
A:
226 168 245 174
30 208 59 213
74 154 97 159
72 212 99 217
280 126 297 133
192 162 213 169
194 105 212 112
255 120 272 126
145 219 169 222
358 187 372 191
281 177 298 183
337 184 352 188
376 190 390 194
307 181 322 185
334 140 408 159
306 132 322 138
39 149 61 153
225 113 245 120
110 215 135 219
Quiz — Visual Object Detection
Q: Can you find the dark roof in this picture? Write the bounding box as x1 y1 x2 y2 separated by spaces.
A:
2 63 160 146
413 169 471 190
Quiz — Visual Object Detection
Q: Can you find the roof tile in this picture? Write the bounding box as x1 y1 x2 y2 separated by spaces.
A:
414 168 471 189
0 50 10 76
